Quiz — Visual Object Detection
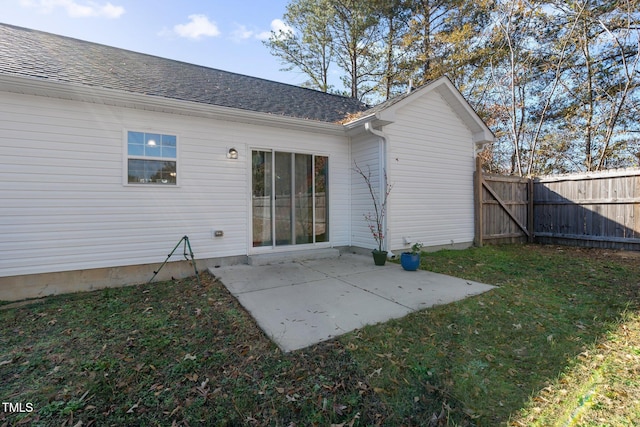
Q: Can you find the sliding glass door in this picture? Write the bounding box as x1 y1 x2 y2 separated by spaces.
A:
252 150 328 248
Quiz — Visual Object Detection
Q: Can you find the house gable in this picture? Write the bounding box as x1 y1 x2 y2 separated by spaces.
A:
344 77 494 147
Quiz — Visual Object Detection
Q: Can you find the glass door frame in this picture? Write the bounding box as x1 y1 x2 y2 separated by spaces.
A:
250 149 330 253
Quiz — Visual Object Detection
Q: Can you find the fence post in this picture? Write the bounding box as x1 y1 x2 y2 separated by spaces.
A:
474 156 483 247
528 178 534 243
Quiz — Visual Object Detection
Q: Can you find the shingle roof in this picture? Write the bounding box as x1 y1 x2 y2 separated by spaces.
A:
0 23 369 123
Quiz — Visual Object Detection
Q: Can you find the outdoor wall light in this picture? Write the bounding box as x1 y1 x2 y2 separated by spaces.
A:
227 147 238 159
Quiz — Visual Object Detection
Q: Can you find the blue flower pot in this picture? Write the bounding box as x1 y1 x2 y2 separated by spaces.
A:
400 252 420 271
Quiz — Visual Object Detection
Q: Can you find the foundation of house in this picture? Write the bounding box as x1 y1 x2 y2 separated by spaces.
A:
0 255 247 302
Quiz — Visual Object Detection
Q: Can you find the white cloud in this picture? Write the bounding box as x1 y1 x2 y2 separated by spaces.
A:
163 16 293 43
19 0 125 19
99 2 123 18
231 24 254 42
253 19 295 42
255 30 271 41
270 19 294 36
173 14 220 40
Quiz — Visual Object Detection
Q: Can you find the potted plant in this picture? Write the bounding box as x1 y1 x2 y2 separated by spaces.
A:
353 162 392 266
401 242 423 271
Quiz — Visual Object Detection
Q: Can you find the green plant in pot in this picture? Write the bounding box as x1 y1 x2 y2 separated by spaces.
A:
401 242 423 271
354 162 392 266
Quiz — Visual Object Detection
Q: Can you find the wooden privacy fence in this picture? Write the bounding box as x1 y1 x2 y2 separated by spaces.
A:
474 158 534 245
534 169 640 250
474 159 640 250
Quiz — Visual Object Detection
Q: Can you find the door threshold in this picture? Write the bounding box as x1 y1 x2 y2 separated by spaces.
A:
248 248 340 266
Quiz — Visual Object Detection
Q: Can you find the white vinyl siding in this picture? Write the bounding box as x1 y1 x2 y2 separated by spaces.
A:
350 133 382 251
386 90 476 250
0 92 350 278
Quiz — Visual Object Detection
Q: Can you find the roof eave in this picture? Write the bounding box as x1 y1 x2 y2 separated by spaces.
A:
473 130 494 146
0 74 347 136
342 111 394 135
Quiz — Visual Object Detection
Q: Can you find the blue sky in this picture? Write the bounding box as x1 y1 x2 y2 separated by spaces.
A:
0 0 305 85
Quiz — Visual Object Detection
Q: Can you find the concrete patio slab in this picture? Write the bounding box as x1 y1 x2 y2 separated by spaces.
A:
340 267 492 310
234 279 412 352
211 262 328 294
211 253 495 352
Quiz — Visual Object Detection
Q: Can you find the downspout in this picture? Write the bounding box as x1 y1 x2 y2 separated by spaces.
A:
364 122 393 258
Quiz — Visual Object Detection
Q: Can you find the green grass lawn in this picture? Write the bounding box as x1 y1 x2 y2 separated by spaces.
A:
1 244 639 426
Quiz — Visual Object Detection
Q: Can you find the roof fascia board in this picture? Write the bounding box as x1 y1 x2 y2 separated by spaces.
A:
0 75 346 136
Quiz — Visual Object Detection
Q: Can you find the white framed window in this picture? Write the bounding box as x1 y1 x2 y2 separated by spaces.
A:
126 130 177 185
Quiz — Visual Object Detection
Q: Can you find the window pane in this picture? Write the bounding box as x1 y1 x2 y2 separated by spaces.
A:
144 145 162 157
252 151 272 247
315 156 329 242
128 159 146 183
295 154 313 244
156 161 177 184
128 160 176 184
128 131 144 145
162 147 177 158
145 133 161 146
128 144 144 156
162 134 177 147
128 131 144 155
275 152 292 245
144 133 161 157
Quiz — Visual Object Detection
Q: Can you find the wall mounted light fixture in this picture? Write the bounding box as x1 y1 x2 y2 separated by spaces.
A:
227 147 238 159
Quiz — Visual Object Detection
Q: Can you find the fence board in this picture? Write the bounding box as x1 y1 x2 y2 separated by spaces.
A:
474 165 532 246
533 169 640 250
475 165 640 250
